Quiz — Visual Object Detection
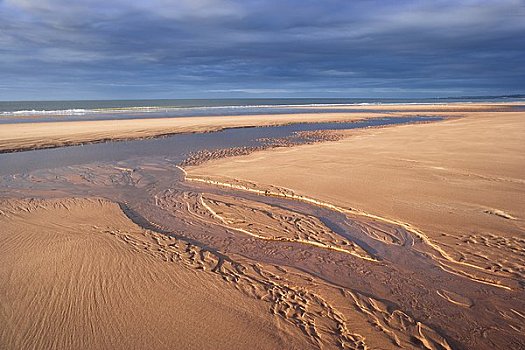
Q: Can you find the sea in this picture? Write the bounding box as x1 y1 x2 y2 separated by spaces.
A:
0 97 523 124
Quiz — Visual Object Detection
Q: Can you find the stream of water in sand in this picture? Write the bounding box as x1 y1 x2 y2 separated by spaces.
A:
0 116 440 174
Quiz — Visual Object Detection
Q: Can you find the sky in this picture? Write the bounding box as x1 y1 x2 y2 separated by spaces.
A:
0 0 524 100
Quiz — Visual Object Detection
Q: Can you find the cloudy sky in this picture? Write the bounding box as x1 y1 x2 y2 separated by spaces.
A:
1 0 524 100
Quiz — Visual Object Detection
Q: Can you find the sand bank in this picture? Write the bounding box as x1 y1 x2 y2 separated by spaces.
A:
187 110 525 285
0 112 377 153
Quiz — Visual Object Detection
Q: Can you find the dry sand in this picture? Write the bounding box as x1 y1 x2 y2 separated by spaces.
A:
0 198 312 350
187 110 525 287
0 102 513 153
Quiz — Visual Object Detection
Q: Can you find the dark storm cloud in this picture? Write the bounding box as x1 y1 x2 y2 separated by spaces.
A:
1 0 524 99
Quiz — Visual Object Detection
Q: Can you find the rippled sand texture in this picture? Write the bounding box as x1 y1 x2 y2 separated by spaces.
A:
0 198 315 350
0 160 463 350
187 109 525 348
198 193 376 260
188 111 525 286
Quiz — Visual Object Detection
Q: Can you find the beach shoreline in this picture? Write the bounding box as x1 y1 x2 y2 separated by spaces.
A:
0 102 513 154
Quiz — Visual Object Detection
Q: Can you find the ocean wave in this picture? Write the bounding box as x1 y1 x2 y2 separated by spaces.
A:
0 102 453 117
0 109 90 116
0 104 312 116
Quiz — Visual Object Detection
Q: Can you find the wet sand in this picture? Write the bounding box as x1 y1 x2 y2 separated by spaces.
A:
185 107 525 348
188 110 525 289
0 198 312 350
1 103 524 349
0 160 460 350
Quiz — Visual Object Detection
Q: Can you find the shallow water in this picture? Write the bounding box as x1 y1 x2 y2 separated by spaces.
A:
0 116 441 175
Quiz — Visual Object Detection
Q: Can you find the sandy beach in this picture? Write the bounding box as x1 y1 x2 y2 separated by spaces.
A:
0 198 313 350
3 0 524 347
188 109 525 288
1 103 524 349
